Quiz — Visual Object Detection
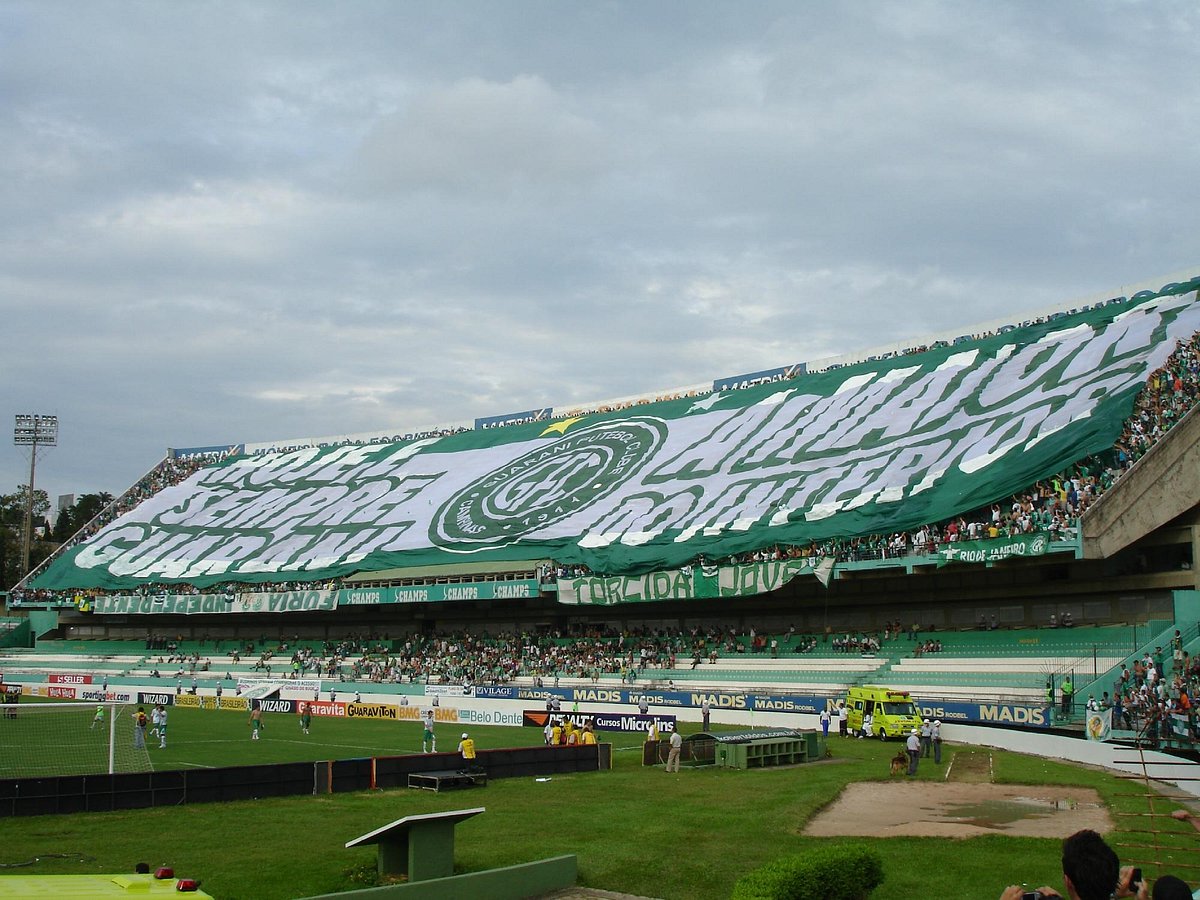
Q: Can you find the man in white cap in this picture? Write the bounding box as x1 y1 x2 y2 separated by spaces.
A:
932 719 943 763
906 727 920 776
457 732 476 773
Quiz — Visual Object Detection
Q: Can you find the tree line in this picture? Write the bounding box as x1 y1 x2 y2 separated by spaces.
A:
0 488 112 590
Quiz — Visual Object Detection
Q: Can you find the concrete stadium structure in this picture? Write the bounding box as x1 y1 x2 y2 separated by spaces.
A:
2 270 1199 796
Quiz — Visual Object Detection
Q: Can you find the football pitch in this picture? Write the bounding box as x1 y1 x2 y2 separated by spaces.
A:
0 701 649 777
0 706 1194 900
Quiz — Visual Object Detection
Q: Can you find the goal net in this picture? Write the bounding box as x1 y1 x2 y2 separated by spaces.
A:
0 701 154 778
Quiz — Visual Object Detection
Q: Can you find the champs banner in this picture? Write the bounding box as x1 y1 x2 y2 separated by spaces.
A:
936 532 1051 567
339 580 541 605
31 281 1200 590
558 558 834 605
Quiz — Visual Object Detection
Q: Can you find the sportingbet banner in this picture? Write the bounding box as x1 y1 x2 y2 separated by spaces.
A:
558 558 833 605
32 283 1200 590
935 532 1051 567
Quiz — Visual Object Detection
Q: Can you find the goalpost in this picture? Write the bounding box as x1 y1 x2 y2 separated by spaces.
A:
0 701 154 778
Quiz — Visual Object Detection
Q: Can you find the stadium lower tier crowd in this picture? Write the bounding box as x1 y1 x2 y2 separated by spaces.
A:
126 625 923 686
125 622 1197 720
1077 631 1200 746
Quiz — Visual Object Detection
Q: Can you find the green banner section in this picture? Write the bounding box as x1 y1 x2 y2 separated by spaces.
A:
91 590 338 615
88 581 542 615
339 580 542 605
32 280 1200 590
557 558 833 605
935 532 1051 567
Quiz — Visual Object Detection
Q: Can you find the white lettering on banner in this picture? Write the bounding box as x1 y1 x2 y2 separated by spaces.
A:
979 705 1048 726
691 692 747 709
918 705 970 721
572 688 621 703
426 685 473 697
40 289 1200 588
493 584 533 598
307 702 346 717
342 589 382 605
459 709 523 726
394 588 430 603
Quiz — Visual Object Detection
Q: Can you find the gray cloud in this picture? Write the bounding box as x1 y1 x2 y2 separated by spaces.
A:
2 1 1198 508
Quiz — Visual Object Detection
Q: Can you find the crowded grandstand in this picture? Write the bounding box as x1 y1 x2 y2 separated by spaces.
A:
2 272 1199 755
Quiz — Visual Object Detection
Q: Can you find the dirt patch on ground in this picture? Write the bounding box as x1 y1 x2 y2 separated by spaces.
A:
803 781 1112 838
946 750 994 783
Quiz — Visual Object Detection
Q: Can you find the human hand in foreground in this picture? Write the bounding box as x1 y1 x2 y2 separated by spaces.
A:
1115 865 1149 900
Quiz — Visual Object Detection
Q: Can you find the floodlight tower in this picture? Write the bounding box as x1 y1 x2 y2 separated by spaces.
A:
13 414 58 575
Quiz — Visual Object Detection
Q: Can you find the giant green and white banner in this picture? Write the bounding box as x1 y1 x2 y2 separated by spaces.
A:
33 283 1200 590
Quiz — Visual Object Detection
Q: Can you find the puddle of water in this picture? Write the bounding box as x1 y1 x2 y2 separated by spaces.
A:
941 799 1055 828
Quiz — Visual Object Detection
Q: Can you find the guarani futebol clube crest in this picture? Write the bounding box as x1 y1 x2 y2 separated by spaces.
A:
430 417 667 549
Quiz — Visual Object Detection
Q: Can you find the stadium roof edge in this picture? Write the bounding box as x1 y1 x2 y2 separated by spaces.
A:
344 560 549 582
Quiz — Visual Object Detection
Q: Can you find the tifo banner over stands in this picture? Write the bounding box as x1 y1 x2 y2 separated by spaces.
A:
32 282 1200 590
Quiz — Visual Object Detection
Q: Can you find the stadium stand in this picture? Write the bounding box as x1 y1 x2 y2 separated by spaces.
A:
3 272 1200 749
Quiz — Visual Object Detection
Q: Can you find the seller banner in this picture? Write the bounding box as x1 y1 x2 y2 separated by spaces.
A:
31 282 1200 590
936 532 1051 567
49 673 93 684
558 557 834 605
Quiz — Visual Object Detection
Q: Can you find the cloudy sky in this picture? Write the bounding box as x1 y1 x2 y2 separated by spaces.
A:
2 1 1198 508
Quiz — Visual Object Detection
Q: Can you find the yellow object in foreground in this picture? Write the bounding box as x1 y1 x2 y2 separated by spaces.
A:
0 873 213 898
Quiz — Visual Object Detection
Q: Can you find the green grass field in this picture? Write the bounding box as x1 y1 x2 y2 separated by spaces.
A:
0 704 1195 900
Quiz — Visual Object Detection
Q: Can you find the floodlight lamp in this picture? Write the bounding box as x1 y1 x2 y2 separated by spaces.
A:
13 414 58 446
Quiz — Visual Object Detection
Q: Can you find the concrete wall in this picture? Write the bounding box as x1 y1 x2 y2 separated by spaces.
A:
1083 406 1200 582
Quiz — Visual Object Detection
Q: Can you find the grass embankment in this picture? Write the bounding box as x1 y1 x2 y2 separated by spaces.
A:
0 707 1194 900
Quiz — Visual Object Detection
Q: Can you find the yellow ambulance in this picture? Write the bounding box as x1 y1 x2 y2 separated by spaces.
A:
844 686 923 740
